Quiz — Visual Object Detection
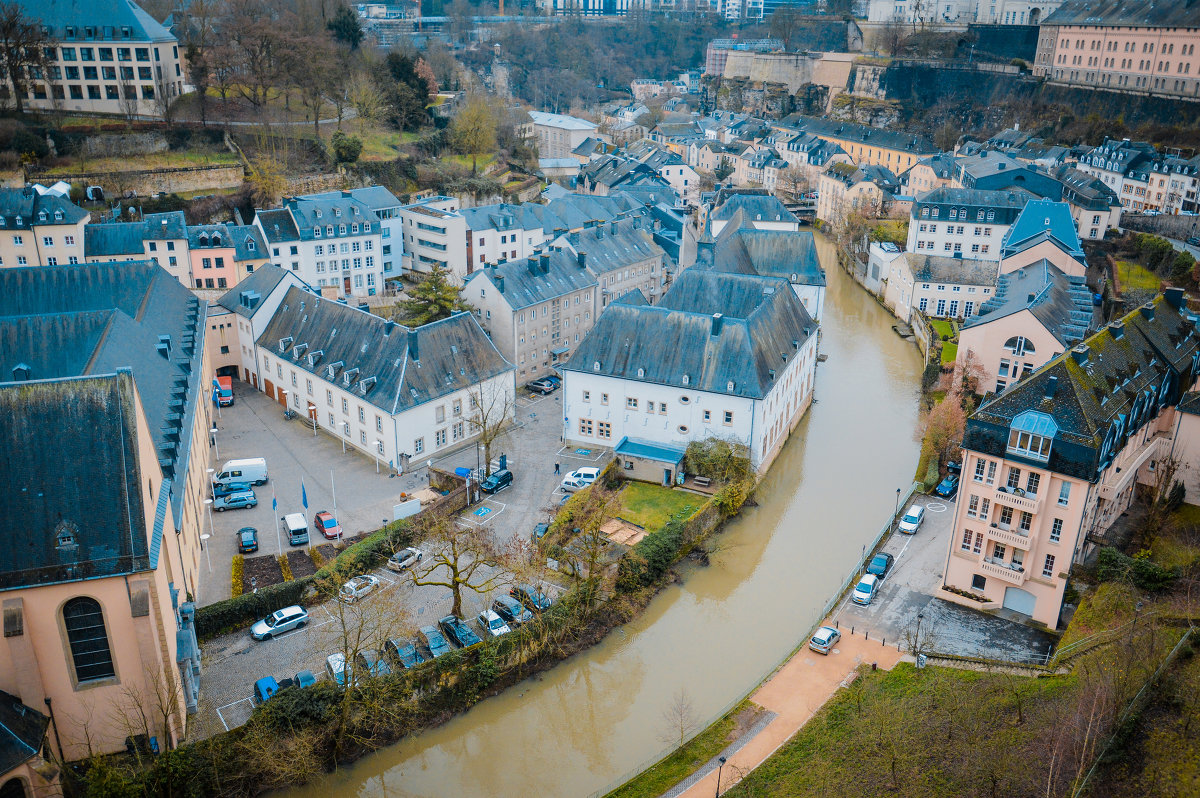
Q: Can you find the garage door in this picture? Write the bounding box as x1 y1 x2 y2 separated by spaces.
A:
1002 586 1037 617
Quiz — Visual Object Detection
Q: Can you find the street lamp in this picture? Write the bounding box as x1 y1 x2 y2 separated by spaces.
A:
715 756 727 796
199 532 212 574
893 487 901 529
308 403 317 437
202 498 216 575
210 427 220 460
374 440 383 474
915 611 925 656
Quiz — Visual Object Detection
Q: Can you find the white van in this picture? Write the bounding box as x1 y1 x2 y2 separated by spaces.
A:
283 513 309 546
214 458 268 486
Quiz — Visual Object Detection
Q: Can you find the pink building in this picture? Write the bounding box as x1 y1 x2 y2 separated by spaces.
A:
187 224 238 291
943 289 1200 628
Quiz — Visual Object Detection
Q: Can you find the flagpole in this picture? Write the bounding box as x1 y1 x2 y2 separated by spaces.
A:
272 485 281 554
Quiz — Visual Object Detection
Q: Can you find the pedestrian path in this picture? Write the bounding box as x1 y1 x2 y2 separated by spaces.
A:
671 633 904 797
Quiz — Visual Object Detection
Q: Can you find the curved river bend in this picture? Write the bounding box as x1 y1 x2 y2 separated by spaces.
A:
287 234 923 798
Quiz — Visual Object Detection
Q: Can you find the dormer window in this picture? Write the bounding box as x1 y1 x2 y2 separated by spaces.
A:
364 223 371 232
1007 410 1057 462
593 361 601 372
54 210 62 221
246 238 255 251
315 209 322 218
37 211 46 221
14 216 21 226
334 208 342 217
352 223 359 234
352 206 360 216
682 374 690 386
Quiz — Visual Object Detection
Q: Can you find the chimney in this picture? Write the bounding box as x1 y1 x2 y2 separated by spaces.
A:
1045 375 1058 398
577 252 587 268
11 363 30 381
711 312 723 336
408 329 419 362
540 254 550 273
1071 344 1089 366
1027 293 1036 303
496 274 505 292
596 226 604 239
383 319 395 336
1140 302 1155 321
1164 287 1185 310
1110 320 1124 339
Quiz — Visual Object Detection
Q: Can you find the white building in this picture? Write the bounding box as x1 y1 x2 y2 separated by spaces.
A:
255 285 515 470
908 187 1034 261
254 194 384 297
308 187 405 280
884 252 998 323
562 269 818 474
206 265 311 389
866 0 1062 25
396 196 469 282
520 111 601 159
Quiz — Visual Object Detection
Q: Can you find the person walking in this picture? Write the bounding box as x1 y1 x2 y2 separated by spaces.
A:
554 461 560 474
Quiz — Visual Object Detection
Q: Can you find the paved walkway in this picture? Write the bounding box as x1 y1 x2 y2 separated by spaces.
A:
674 633 904 798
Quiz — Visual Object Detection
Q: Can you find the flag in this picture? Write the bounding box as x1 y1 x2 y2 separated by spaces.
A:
271 493 277 513
301 481 309 511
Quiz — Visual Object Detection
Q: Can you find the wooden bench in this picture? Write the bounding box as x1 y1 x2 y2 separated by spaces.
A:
692 476 712 488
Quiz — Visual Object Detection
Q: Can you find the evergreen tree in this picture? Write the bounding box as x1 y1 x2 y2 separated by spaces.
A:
397 266 470 326
326 4 363 50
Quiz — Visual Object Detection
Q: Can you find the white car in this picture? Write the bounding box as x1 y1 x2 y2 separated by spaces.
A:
250 605 309 640
898 504 925 534
851 574 880 606
339 574 380 603
560 467 601 493
387 547 424 572
476 609 512 638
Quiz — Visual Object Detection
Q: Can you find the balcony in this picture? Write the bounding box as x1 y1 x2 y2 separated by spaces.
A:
980 558 1027 586
987 524 1032 549
1099 434 1167 501
993 486 1042 514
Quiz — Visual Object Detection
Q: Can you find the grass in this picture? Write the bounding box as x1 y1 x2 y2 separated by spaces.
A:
940 340 958 365
1171 502 1200 527
1117 260 1161 294
870 219 909 246
442 152 496 171
44 150 238 175
353 126 409 162
929 318 955 340
618 482 705 532
604 700 753 798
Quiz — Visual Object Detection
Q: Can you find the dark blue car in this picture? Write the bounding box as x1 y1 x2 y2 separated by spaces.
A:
934 474 959 499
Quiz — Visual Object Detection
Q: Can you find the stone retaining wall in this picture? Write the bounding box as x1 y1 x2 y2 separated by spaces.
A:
27 163 244 196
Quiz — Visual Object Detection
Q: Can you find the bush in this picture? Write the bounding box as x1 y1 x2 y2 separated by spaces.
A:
617 520 684 591
330 131 363 164
252 682 341 733
683 438 751 483
1096 546 1179 592
231 554 244 598
278 554 294 582
196 577 312 639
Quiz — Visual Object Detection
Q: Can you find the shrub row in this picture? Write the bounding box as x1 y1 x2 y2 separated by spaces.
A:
1096 546 1179 593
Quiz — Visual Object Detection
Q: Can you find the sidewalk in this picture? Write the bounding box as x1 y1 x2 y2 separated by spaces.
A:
675 632 905 798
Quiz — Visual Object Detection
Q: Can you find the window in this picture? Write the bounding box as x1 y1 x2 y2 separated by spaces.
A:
1058 483 1071 506
999 506 1014 527
1019 511 1032 532
601 393 609 405
326 389 333 407
358 406 365 422
1042 554 1056 578
579 418 593 435
972 531 983 554
414 437 424 454
967 494 979 517
993 542 1007 560
703 410 711 422
63 597 115 683
582 390 590 402
971 574 986 590
723 410 733 424
626 397 638 410
452 421 463 441
1026 472 1040 495
961 528 974 550
597 421 611 439
974 458 986 482
1006 467 1021 490
453 399 462 417
436 405 445 423
435 429 447 447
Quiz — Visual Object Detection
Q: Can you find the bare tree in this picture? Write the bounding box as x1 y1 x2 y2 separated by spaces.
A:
347 70 386 134
659 688 697 750
879 15 907 57
118 74 141 124
408 510 512 617
467 379 514 478
778 164 810 202
0 1 47 114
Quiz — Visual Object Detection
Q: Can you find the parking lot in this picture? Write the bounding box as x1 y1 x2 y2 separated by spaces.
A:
189 381 602 739
833 493 1057 662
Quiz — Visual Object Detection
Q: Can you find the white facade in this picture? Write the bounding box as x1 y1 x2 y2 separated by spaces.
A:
867 0 1061 24
883 255 997 323
397 197 470 282
254 199 384 298
520 111 601 159
907 212 1011 260
467 223 546 270
218 269 311 388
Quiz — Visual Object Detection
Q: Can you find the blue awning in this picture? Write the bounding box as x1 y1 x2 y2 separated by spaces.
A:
614 436 687 465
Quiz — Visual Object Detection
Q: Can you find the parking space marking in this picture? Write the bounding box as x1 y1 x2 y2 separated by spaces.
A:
461 499 507 526
215 697 254 731
924 501 949 513
557 445 608 462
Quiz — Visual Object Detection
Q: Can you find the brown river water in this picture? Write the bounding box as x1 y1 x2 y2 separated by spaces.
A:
285 233 924 798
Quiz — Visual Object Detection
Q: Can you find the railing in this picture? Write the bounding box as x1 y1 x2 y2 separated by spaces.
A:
1099 435 1166 500
980 558 1027 585
986 524 1033 549
993 486 1042 513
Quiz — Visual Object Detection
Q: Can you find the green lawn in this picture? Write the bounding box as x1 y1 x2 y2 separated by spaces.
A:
605 700 753 798
929 318 955 340
442 152 496 170
1117 260 1161 293
44 150 238 175
940 341 958 365
618 483 705 532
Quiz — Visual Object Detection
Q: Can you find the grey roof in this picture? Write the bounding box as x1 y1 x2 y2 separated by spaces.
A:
228 224 267 261
909 253 999 286
581 155 664 191
710 189 799 225
564 269 816 400
964 291 1200 482
698 211 825 288
908 152 958 181
555 217 665 275
1043 0 1200 28
0 689 49 774
217 264 304 319
255 287 513 416
255 208 300 243
469 251 598 311
186 223 231 249
0 187 88 229
13 0 176 42
460 194 648 237
282 195 374 242
914 186 1036 224
84 221 145 257
143 211 186 239
825 162 900 194
1001 199 1085 259
1051 164 1122 211
781 115 937 156
307 186 402 213
964 259 1094 347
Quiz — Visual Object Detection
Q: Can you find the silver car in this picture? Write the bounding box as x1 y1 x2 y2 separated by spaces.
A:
250 605 309 640
809 625 841 655
476 609 512 638
387 547 424 572
339 574 381 603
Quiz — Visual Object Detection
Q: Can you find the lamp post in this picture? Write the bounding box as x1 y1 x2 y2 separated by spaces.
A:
715 756 727 796
915 611 924 656
206 467 217 500
211 427 220 460
202 498 216 573
374 440 383 474
199 533 212 574
893 487 901 529
308 403 317 437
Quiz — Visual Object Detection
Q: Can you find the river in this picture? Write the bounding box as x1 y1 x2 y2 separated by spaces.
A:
286 234 924 798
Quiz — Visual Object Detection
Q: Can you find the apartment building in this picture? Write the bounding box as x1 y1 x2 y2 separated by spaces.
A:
7 0 184 118
817 162 900 227
0 261 210 760
84 211 190 285
907 187 1033 260
883 253 998 322
562 270 817 474
1050 165 1124 238
901 153 959 197
309 187 405 278
943 290 1200 627
467 252 599 384
186 224 238 291
782 115 939 173
520 111 600 159
867 0 1062 24
396 196 468 281
254 194 384 297
551 217 666 307
207 266 310 390
1035 0 1200 101
998 199 1087 277
704 189 801 237
0 187 89 268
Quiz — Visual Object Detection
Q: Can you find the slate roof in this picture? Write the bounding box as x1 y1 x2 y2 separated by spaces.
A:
186 223 232 249
710 189 799 225
963 259 1094 347
964 290 1200 482
913 187 1036 224
1051 164 1122 212
14 0 176 41
217 264 305 319
781 115 938 156
255 208 300 244
307 186 402 212
84 221 145 257
460 194 648 237
697 211 825 288
527 111 597 131
255 287 513 416
555 217 665 275
1079 138 1159 176
1001 199 1085 260
143 211 186 239
281 196 374 243
468 251 597 312
564 269 816 400
581 155 666 192
908 253 999 286
825 162 900 194
228 224 267 261
1043 0 1200 28
908 152 958 182
1177 391 1200 417
0 689 49 774
0 187 88 229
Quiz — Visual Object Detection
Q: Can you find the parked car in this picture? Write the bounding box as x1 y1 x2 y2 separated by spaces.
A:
533 522 550 541
253 676 280 704
476 609 512 638
251 605 310 640
560 467 601 493
339 574 381 603
355 649 392 678
510 584 554 613
213 481 252 498
480 469 513 494
313 511 341 540
934 474 959 499
544 375 562 387
898 504 925 534
387 546 424 572
385 637 427 669
492 595 534 627
528 377 558 394
439 615 483 649
213 490 257 511
866 552 895 580
418 625 453 658
325 653 355 687
237 526 259 553
294 670 317 688
1189 236 1200 246
809 626 841 655
851 574 880 606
